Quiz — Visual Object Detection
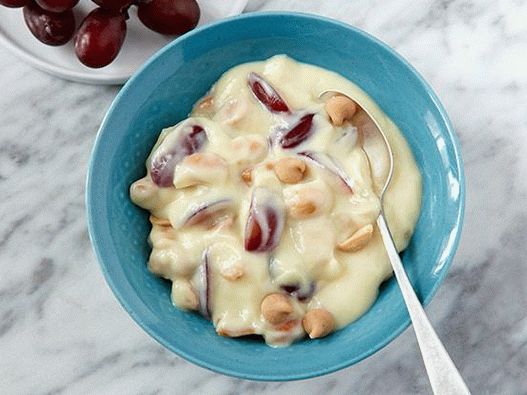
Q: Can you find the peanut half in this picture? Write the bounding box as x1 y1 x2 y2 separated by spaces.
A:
285 186 327 219
274 157 306 184
261 293 294 325
303 308 335 339
325 94 357 126
337 224 374 252
219 263 244 281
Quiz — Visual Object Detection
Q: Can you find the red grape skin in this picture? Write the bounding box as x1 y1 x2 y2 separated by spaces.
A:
183 199 232 227
35 0 78 12
23 2 75 46
197 252 211 319
150 125 207 187
244 188 285 252
90 0 132 11
248 72 290 113
137 0 200 35
74 8 127 68
0 0 29 8
279 113 315 149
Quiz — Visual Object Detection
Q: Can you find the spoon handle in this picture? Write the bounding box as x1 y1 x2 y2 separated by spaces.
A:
376 214 471 395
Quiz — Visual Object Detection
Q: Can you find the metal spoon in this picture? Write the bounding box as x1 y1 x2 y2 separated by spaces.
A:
320 90 470 395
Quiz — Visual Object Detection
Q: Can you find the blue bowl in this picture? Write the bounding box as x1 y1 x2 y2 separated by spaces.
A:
86 12 464 381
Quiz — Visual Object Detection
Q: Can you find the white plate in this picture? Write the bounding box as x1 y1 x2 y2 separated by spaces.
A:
0 0 248 84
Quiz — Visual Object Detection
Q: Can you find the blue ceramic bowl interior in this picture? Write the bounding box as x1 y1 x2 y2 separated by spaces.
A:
86 12 464 381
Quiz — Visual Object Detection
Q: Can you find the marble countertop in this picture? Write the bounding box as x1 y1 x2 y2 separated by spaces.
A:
1 0 526 393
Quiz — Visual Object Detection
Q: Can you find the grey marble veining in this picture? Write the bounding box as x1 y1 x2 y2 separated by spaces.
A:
1 0 526 393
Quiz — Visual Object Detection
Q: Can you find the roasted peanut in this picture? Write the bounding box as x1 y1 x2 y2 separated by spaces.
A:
285 187 327 219
274 157 306 184
275 319 300 332
303 308 335 339
184 152 225 167
261 293 294 325
290 200 317 218
219 264 244 281
325 94 357 126
173 152 228 188
241 168 252 185
231 135 268 165
249 140 263 154
208 240 244 280
337 224 374 252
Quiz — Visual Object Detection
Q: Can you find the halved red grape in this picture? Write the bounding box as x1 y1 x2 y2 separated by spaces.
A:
278 113 315 149
150 124 207 187
0 0 29 8
248 72 290 113
137 0 200 35
74 8 127 68
299 151 354 192
90 0 131 11
244 188 285 252
35 0 78 12
23 2 75 46
182 199 233 227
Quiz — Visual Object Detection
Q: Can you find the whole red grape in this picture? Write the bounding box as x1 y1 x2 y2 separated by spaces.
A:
35 0 78 12
137 0 200 35
0 0 29 8
23 1 75 46
74 8 127 68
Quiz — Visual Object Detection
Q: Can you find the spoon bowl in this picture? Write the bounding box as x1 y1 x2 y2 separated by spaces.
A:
319 90 393 197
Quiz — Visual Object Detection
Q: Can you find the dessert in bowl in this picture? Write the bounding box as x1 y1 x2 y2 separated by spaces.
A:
86 12 464 380
129 55 422 347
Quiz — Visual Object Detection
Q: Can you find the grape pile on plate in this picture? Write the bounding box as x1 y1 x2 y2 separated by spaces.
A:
0 0 200 68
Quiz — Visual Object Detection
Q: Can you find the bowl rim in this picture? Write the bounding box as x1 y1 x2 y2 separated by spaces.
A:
86 11 465 381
